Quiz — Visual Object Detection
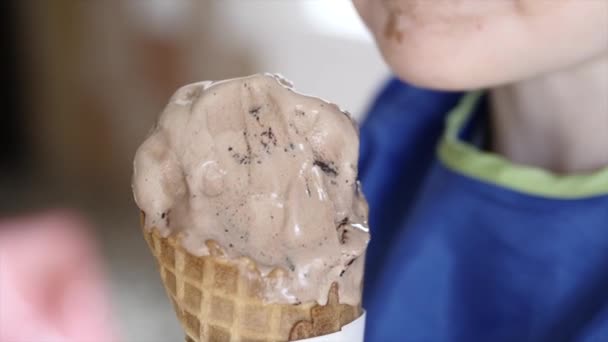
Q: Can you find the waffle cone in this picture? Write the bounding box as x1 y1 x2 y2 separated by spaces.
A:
142 227 362 341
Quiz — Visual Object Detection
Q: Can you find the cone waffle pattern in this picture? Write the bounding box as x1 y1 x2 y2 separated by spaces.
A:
143 228 361 342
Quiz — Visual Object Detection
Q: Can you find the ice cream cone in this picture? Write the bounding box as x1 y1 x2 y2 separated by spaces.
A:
133 75 370 341
142 225 362 342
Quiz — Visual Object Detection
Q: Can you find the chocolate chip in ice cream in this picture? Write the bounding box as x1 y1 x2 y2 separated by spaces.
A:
313 159 338 177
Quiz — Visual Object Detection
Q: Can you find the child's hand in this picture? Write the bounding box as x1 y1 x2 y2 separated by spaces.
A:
0 211 118 342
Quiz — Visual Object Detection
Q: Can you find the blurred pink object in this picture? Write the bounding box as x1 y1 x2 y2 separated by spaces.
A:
0 210 118 342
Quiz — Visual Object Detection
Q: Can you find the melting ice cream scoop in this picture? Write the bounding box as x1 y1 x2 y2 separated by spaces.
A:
133 74 369 305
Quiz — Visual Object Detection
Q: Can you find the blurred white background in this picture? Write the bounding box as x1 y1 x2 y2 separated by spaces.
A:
5 1 388 340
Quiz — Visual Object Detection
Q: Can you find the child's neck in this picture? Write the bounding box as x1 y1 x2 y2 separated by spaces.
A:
490 56 608 174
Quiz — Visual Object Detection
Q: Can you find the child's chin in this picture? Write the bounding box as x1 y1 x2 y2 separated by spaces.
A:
377 36 585 91
380 47 508 91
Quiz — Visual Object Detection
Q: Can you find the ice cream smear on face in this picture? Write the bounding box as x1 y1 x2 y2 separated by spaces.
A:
132 74 369 306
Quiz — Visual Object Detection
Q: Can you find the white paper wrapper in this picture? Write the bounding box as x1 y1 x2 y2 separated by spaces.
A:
296 311 366 342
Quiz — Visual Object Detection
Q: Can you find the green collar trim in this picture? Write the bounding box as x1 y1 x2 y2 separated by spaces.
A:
438 91 608 199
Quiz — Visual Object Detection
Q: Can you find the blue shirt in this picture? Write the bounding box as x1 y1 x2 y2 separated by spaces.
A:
360 79 608 342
